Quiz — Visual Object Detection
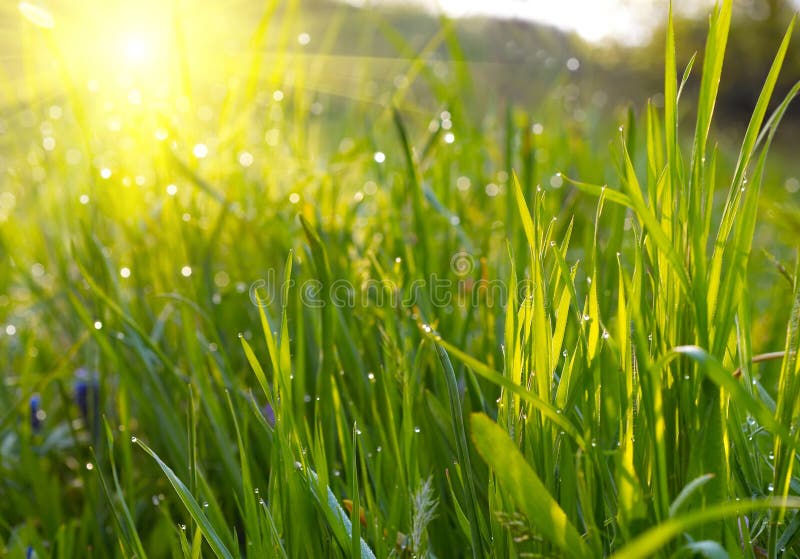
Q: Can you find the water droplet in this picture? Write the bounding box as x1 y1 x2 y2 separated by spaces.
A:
602 330 610 339
180 524 186 530
414 426 421 433
193 144 209 159
202 501 209 508
130 436 137 443
768 483 775 492
769 451 775 460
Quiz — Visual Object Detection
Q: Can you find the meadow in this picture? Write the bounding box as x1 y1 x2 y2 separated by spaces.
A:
2 0 800 557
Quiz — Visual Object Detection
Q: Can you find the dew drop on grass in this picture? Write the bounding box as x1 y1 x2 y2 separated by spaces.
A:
193 144 208 159
414 426 421 433
769 451 775 460
131 436 137 443
202 502 209 509
768 483 775 493
602 330 610 339
180 524 186 531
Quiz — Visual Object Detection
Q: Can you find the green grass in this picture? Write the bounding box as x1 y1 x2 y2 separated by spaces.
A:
2 0 800 557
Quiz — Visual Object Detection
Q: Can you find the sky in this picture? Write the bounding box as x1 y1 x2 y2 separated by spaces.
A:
347 0 800 44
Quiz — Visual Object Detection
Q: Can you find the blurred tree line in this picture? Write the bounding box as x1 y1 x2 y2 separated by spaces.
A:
628 0 799 126
297 0 798 131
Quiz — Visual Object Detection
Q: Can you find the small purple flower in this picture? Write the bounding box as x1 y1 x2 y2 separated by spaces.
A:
29 394 42 432
74 368 100 426
261 403 275 427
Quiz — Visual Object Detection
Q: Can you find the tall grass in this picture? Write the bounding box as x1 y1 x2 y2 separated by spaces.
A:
1 0 799 557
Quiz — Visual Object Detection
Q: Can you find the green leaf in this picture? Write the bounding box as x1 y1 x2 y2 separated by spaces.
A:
135 439 235 559
470 413 591 558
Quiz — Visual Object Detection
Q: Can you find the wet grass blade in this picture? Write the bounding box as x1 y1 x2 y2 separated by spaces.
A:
134 439 234 559
470 413 591 558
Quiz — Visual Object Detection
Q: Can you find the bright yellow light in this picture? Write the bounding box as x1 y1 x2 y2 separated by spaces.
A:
123 35 150 65
18 1 56 29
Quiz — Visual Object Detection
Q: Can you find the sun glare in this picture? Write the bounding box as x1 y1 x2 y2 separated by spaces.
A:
18 1 55 29
123 35 150 65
